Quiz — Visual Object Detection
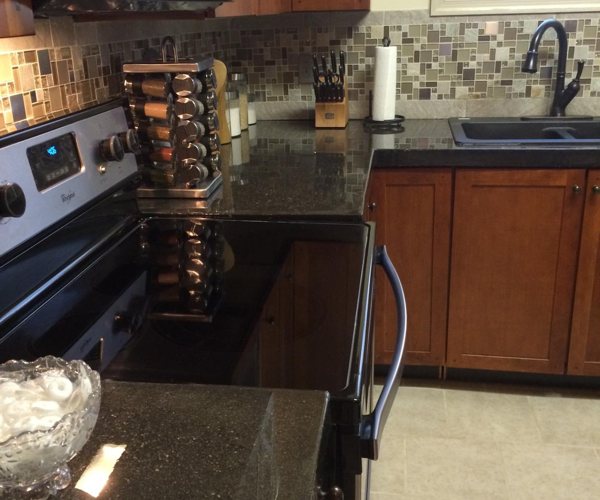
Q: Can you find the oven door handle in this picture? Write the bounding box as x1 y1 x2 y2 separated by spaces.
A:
360 244 407 460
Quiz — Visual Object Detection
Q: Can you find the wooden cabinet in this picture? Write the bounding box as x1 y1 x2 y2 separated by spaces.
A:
217 0 367 15
0 0 34 38
367 169 452 366
447 169 585 374
568 170 600 376
292 0 369 10
216 0 291 16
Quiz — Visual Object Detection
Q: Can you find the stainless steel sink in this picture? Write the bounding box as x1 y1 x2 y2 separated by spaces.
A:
449 117 600 145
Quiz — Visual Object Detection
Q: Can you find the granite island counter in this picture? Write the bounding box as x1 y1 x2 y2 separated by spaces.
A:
59 381 328 500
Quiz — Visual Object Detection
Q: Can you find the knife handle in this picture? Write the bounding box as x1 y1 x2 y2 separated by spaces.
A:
331 50 337 74
321 55 328 74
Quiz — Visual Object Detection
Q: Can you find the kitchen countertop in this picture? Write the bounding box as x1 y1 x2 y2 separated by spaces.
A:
60 380 328 499
138 119 600 222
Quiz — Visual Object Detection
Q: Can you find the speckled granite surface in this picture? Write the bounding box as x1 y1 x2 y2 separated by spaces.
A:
138 119 600 221
60 381 328 500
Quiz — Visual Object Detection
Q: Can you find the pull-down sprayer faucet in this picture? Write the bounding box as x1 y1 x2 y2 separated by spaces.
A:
522 19 584 117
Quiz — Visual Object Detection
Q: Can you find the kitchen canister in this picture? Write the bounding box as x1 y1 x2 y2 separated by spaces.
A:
229 73 248 130
247 93 257 125
372 37 397 122
225 90 241 138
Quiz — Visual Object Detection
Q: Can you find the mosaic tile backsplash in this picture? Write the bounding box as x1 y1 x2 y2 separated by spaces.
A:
1 10 600 135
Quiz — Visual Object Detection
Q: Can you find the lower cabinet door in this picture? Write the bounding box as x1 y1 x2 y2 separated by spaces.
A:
568 170 600 376
447 169 585 374
368 169 452 366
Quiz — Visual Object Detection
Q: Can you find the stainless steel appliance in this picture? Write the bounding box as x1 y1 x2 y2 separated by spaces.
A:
0 100 407 499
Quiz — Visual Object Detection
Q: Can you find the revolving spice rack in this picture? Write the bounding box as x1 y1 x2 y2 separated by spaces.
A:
123 36 223 199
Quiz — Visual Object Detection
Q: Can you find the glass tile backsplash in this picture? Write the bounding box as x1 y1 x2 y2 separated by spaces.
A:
0 10 599 135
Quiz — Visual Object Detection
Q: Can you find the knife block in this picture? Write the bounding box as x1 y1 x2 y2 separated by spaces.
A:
315 89 349 129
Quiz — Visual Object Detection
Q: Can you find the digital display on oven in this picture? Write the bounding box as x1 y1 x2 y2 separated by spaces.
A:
26 133 82 191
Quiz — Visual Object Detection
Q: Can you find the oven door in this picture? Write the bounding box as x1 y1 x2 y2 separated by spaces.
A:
0 189 148 369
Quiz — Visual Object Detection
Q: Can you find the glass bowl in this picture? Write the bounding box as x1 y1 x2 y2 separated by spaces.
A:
0 356 101 499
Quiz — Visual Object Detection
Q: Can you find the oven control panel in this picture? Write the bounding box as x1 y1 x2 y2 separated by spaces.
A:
27 133 83 192
0 102 139 257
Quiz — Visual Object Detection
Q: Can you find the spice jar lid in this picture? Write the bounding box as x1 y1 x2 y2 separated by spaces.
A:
173 73 201 96
226 90 239 100
175 97 203 119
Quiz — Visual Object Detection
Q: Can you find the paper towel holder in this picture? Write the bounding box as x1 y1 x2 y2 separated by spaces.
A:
364 90 405 133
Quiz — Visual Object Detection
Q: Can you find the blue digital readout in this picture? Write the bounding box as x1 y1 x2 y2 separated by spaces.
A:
46 145 58 156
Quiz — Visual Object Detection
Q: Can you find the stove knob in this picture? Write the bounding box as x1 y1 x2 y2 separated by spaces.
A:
119 129 141 154
0 183 26 218
99 135 125 162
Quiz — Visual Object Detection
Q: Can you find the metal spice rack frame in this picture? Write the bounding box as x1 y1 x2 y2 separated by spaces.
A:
124 36 223 199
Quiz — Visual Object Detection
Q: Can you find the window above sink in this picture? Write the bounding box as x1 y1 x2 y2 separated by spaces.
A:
431 0 599 16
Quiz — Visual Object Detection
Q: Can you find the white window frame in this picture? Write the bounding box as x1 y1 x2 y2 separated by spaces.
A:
431 0 600 16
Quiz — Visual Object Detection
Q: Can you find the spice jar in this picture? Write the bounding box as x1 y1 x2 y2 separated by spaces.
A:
172 73 203 97
131 98 172 121
229 73 248 130
247 93 257 125
175 97 205 120
225 90 241 138
124 75 170 99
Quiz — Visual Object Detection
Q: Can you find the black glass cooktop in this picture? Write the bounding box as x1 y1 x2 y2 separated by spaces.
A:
105 218 374 395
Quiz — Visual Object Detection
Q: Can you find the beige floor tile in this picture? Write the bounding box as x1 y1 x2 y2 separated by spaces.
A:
444 388 542 444
383 386 463 440
501 443 600 500
528 394 600 447
403 437 509 499
370 493 404 500
370 435 405 495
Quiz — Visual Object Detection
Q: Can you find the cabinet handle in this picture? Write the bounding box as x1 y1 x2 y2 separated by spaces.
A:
572 185 582 193
592 185 600 194
368 202 376 210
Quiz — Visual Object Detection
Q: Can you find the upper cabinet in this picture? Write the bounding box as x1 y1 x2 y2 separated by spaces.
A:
0 0 34 38
292 0 369 10
216 0 368 16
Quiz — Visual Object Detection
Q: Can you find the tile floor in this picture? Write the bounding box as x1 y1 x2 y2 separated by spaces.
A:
370 380 600 500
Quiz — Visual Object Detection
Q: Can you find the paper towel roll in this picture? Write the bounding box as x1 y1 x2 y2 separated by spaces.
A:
372 45 397 122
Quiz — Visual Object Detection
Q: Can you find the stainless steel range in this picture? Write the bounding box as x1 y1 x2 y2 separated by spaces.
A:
0 103 138 258
0 100 407 500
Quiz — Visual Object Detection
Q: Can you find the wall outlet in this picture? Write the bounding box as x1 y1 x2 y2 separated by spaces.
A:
298 53 315 84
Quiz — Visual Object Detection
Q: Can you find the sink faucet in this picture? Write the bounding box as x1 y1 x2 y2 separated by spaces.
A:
522 19 584 117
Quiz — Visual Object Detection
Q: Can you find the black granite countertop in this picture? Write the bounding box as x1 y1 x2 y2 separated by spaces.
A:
60 381 328 500
137 119 600 221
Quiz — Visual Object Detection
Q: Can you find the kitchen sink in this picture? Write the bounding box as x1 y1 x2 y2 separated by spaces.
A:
449 117 600 145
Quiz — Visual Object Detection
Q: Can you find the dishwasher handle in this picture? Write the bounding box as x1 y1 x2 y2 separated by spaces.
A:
360 245 407 460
